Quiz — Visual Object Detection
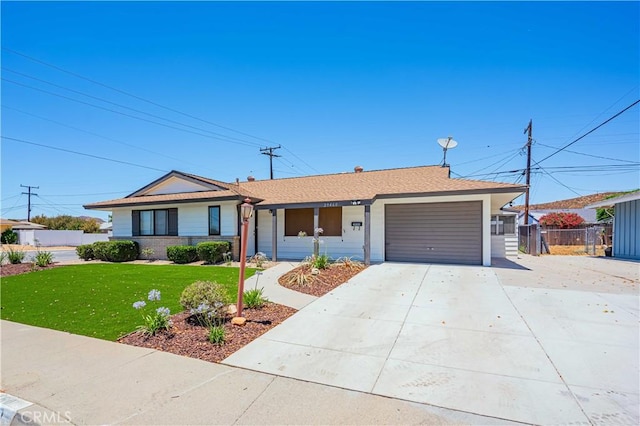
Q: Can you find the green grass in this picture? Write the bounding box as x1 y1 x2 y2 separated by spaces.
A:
0 263 255 341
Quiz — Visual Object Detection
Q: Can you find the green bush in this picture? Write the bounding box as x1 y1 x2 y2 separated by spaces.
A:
1 229 18 244
76 244 95 261
33 251 54 267
166 245 198 264
310 253 330 269
196 241 230 264
92 241 138 262
180 280 230 317
7 247 26 264
208 325 225 345
244 287 268 309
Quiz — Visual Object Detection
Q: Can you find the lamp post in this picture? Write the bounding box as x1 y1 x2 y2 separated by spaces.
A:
235 198 254 321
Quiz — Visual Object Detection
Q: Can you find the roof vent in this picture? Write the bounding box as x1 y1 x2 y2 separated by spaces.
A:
247 175 255 182
235 178 239 185
354 166 364 173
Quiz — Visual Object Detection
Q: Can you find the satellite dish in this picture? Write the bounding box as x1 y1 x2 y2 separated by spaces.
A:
437 136 458 167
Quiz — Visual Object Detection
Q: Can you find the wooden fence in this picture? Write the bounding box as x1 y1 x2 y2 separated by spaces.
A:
542 225 612 246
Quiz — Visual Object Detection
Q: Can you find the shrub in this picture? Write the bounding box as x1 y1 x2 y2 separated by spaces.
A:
335 256 365 271
180 281 230 316
244 287 268 309
310 253 330 269
33 251 54 267
539 212 585 229
92 241 138 262
7 247 26 264
208 325 225 345
141 247 155 261
196 241 230 264
166 245 198 264
250 252 267 268
76 244 95 261
0 251 6 265
1 229 18 244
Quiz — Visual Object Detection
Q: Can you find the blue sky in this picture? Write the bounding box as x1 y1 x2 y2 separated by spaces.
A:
2 1 638 221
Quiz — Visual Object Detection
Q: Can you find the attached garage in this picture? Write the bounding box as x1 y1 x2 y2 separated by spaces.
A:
384 201 482 265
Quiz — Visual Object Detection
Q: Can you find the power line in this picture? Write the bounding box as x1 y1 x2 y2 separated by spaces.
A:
3 68 266 148
3 48 318 174
2 136 168 172
536 99 640 165
3 78 263 148
3 105 211 168
462 163 640 178
461 149 523 178
2 47 279 146
534 141 638 164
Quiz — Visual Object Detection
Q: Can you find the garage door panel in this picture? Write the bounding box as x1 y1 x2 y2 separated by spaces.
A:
385 201 482 265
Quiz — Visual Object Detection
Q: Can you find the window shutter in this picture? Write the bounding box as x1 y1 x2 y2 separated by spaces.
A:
168 208 178 236
132 210 140 236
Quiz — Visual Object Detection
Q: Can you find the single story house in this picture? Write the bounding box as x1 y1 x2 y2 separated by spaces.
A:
587 191 640 260
0 218 21 233
84 165 526 266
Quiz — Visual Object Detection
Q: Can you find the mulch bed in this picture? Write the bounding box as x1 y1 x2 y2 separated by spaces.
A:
0 263 60 277
278 263 367 297
118 303 297 363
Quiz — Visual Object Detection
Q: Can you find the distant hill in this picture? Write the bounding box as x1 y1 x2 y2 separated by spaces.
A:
78 216 105 224
513 192 621 210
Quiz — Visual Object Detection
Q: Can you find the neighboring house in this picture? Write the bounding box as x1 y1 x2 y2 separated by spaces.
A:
587 191 640 260
517 208 598 226
0 218 21 233
84 166 526 266
10 221 48 230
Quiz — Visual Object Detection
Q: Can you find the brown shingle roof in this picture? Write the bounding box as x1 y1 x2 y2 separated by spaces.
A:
85 165 525 209
239 166 524 207
512 192 621 210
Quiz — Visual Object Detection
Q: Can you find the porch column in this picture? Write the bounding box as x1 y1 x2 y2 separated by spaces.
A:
313 207 320 257
364 205 371 265
271 209 277 261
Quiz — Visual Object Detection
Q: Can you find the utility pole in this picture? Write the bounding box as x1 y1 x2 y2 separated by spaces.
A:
260 145 281 179
523 120 533 225
20 184 39 221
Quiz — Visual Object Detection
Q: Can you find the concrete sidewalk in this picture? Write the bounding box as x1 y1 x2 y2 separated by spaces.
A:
0 321 506 425
245 262 317 310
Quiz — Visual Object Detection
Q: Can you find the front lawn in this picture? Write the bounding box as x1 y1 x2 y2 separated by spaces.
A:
0 263 255 341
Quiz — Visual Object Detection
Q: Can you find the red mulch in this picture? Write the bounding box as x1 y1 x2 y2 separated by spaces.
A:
118 303 297 363
278 263 367 297
0 263 60 277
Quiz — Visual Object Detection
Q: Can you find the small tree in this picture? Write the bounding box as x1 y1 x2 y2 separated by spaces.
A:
539 212 585 229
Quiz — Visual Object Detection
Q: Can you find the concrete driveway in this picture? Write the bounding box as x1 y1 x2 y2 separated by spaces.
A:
223 259 639 425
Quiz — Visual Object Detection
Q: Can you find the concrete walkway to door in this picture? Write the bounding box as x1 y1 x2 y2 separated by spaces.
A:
223 262 639 425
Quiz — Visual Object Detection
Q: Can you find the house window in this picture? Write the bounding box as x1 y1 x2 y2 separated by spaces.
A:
209 206 221 235
140 210 154 236
284 207 342 237
132 208 177 236
491 215 516 235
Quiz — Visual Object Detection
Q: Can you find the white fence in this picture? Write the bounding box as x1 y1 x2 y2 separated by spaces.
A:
16 230 110 247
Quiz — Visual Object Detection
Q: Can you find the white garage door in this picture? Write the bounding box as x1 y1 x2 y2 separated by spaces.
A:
385 201 482 265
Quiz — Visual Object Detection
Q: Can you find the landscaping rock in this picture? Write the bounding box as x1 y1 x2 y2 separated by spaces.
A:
231 316 247 326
